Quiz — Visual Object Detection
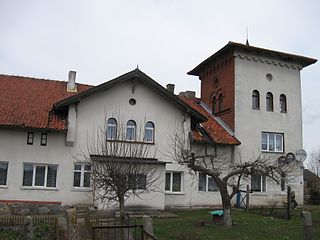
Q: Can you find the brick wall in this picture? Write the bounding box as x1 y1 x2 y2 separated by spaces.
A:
199 52 235 130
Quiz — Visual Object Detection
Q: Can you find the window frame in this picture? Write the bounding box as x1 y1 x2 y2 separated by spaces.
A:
0 162 8 186
252 90 260 110
251 175 266 192
198 172 219 192
261 132 284 153
27 132 34 145
165 171 183 193
279 94 287 113
144 121 155 143
106 118 118 140
22 163 58 188
266 92 274 111
126 120 137 141
40 132 47 146
73 164 91 188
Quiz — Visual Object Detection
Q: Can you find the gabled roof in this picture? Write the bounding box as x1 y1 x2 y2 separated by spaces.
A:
54 68 206 122
188 41 317 76
181 97 240 145
0 74 92 131
304 169 320 181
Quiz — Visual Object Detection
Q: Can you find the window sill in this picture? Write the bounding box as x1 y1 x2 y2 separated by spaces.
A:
0 185 8 189
70 187 92 192
261 150 284 154
198 191 219 193
165 191 184 195
20 187 59 191
106 139 155 145
251 192 268 196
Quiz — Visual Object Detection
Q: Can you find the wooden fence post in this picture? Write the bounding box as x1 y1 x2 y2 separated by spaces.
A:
287 186 291 219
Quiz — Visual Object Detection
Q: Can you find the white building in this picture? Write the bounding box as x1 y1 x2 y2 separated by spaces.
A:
0 42 316 210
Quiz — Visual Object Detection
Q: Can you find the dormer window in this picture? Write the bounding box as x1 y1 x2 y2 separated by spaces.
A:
218 93 223 112
212 96 216 114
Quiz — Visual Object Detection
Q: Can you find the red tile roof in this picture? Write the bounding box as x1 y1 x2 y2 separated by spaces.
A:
0 74 92 131
181 97 240 145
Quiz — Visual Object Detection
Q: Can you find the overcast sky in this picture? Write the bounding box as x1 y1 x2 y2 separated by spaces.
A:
1 0 319 157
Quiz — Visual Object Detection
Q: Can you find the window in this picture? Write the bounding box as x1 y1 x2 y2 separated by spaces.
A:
261 132 284 152
218 93 223 112
23 164 57 188
266 92 273 111
128 174 147 190
107 118 117 140
40 133 47 146
0 162 8 186
165 172 182 193
198 173 218 192
252 90 260 109
27 132 34 145
280 94 287 113
126 120 136 141
73 164 91 188
212 96 216 114
144 121 155 143
251 175 266 192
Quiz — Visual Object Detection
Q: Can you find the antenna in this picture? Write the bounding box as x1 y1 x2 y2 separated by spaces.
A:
246 27 250 46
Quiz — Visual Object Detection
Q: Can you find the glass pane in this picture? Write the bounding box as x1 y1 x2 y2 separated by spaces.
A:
269 133 275 151
46 165 57 187
144 129 153 142
137 174 147 190
126 127 136 141
262 176 266 192
107 125 117 140
261 133 268 150
251 175 261 192
172 173 181 192
198 173 206 191
0 162 8 185
23 164 33 186
165 173 171 191
84 165 91 171
35 166 45 186
73 172 81 187
208 177 218 191
276 135 283 152
74 164 81 171
83 172 91 188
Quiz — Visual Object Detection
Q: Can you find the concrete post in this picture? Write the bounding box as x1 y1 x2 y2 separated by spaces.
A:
143 215 154 238
301 211 312 240
24 216 33 240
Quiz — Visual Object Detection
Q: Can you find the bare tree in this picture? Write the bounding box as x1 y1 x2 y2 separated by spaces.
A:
306 147 320 176
78 120 161 225
171 130 296 227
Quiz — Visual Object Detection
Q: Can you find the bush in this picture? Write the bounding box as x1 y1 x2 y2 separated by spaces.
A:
308 190 320 205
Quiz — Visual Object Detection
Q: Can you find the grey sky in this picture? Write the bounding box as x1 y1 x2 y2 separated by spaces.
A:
1 0 319 156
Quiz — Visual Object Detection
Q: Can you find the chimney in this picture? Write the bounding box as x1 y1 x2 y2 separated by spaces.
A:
67 70 77 92
185 91 196 98
166 83 175 94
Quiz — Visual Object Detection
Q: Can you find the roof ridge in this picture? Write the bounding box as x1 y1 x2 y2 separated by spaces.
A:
199 101 235 136
0 74 93 87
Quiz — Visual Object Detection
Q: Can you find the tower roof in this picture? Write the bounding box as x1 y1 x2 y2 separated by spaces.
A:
188 41 317 76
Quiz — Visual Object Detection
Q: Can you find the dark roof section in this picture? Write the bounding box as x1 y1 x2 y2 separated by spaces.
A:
304 169 320 181
0 74 92 131
54 68 206 122
188 41 317 76
90 155 167 165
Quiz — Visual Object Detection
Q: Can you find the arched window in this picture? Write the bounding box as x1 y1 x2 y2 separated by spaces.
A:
106 118 117 140
252 90 260 109
144 121 155 143
280 94 287 113
266 92 273 111
126 120 136 141
212 96 216 114
218 93 223 112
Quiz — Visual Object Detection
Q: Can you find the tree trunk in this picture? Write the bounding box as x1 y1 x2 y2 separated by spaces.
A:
119 196 125 225
219 184 233 227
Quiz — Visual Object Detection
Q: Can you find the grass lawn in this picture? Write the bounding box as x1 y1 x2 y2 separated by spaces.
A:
153 205 320 240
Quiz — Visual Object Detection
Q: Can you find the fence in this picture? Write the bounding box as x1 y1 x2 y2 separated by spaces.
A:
0 214 58 226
